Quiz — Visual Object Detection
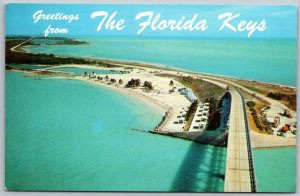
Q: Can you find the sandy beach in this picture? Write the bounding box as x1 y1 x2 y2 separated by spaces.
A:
48 64 193 133
38 63 297 148
6 35 297 148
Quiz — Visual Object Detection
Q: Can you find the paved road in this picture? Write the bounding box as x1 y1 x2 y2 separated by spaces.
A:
201 78 256 192
224 89 254 192
10 37 35 53
200 75 296 118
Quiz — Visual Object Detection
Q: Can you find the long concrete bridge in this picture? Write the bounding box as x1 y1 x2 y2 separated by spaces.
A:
201 78 257 192
224 89 257 192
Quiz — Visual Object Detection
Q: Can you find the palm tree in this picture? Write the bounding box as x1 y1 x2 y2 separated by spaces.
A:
169 80 174 86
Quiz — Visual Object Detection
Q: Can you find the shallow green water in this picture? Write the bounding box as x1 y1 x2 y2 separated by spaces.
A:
31 38 64 45
26 37 297 86
51 67 119 75
5 72 226 191
8 64 49 70
253 147 296 192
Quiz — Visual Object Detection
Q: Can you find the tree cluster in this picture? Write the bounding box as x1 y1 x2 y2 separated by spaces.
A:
267 92 296 110
247 101 272 134
143 81 154 91
125 79 141 88
185 100 199 121
205 97 221 130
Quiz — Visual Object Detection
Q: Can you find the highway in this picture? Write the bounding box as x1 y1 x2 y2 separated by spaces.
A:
201 78 257 192
224 89 257 192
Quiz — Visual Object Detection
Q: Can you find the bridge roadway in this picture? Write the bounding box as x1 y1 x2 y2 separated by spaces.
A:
201 78 257 192
224 89 257 192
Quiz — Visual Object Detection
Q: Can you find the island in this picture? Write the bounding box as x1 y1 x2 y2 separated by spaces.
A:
5 36 297 192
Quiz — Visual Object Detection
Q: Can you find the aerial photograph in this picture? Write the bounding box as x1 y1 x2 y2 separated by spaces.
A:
5 4 297 192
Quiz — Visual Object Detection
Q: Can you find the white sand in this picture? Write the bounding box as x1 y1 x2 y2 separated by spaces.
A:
52 65 193 132
43 63 296 145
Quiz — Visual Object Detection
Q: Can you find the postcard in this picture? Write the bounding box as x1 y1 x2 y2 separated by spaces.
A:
5 4 297 192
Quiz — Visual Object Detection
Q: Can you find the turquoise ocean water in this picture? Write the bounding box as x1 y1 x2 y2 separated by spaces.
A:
6 72 226 191
26 37 297 87
6 37 297 192
253 147 296 192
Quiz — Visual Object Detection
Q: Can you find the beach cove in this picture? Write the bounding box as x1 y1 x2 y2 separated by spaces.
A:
5 71 227 191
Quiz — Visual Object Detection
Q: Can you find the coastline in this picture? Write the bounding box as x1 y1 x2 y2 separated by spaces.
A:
72 76 170 114
23 37 297 89
9 65 296 148
13 36 297 89
5 37 297 148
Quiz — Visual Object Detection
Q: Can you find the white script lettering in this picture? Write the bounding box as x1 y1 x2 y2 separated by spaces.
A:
90 11 125 31
44 25 68 37
135 11 208 34
33 10 79 24
218 12 267 37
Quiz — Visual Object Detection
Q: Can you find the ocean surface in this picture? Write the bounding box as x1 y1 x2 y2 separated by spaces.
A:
5 71 226 191
6 36 297 192
50 67 120 75
25 37 297 87
253 147 296 192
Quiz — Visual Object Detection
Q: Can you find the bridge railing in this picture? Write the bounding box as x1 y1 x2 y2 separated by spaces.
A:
237 90 258 192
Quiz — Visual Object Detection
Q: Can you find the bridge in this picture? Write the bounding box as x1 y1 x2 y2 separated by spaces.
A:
200 78 257 192
224 89 257 192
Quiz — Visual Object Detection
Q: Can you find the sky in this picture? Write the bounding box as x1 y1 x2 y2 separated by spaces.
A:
5 4 297 38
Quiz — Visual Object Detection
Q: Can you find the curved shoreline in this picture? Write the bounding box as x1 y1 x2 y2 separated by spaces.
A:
12 36 297 89
7 37 297 148
74 76 171 113
23 37 297 89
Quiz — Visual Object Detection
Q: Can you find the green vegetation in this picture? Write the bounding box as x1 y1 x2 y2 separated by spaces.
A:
237 83 264 94
205 97 221 130
143 81 154 91
157 74 226 131
185 100 198 121
157 75 225 103
31 37 89 45
247 100 273 134
184 100 199 131
234 79 296 111
267 92 296 111
5 38 117 67
247 101 263 131
125 79 141 88
110 78 116 83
